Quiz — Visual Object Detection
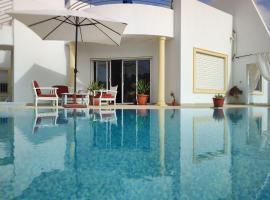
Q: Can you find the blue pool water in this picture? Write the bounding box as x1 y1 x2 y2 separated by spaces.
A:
0 108 270 200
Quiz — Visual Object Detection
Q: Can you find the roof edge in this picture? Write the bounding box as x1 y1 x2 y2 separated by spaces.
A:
251 0 270 38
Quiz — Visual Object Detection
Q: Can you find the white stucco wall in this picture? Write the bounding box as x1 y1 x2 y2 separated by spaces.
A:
165 0 181 103
83 4 174 38
14 0 65 10
180 0 233 104
212 0 270 104
0 26 13 45
0 50 11 68
13 0 68 103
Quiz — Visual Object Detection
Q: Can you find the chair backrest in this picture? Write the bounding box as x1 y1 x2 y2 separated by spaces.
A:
108 85 118 98
33 80 42 96
53 85 69 97
110 85 118 92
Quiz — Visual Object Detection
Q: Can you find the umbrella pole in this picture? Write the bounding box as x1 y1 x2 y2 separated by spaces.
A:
74 17 79 93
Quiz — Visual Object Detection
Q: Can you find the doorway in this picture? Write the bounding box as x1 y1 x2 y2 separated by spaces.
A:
0 48 13 102
92 59 151 104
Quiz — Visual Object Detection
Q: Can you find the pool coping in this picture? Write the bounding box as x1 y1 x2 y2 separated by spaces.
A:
0 103 270 111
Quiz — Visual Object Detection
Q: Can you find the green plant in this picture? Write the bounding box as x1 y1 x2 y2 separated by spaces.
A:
137 80 150 95
214 94 225 99
87 81 103 93
229 86 243 98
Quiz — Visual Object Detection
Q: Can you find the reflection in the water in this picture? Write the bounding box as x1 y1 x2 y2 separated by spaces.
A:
32 108 59 134
193 115 228 163
0 108 270 199
226 108 244 124
212 108 225 121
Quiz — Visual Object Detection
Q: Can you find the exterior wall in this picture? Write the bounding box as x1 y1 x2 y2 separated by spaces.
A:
234 57 269 104
83 4 174 38
180 0 233 104
212 0 270 104
0 50 11 68
14 0 64 10
165 0 181 103
77 37 159 103
0 26 13 45
13 0 68 103
7 0 235 104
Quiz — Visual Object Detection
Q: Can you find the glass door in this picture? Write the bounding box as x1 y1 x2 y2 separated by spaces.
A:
94 61 109 89
111 60 122 103
93 59 151 104
0 69 10 102
123 60 137 103
138 60 150 102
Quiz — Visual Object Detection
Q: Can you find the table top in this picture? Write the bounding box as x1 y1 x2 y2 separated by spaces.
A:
62 93 89 95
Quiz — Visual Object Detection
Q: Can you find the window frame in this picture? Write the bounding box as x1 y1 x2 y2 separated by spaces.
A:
193 48 228 94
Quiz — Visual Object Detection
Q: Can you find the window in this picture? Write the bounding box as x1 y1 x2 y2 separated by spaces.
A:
0 83 8 93
193 48 228 94
254 76 262 93
247 64 263 95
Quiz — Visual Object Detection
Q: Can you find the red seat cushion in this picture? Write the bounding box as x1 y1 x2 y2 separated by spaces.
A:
33 80 41 95
53 85 69 97
38 94 57 98
94 93 113 98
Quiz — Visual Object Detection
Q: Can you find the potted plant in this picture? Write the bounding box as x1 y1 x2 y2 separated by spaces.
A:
213 94 225 107
229 86 242 98
87 81 103 105
228 86 243 104
137 80 150 105
170 92 176 106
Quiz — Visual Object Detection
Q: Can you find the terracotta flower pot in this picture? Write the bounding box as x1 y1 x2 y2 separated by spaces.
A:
89 95 94 105
137 94 149 105
213 98 225 107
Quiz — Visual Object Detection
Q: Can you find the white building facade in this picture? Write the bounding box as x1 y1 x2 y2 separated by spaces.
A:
0 0 266 105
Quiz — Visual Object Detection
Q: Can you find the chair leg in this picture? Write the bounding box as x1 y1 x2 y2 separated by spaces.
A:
35 99 38 107
56 99 58 107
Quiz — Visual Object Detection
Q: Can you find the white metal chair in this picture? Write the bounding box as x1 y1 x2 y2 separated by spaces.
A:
32 80 58 107
93 85 118 106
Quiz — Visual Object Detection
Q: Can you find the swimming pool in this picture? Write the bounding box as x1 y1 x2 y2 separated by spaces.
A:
0 107 270 200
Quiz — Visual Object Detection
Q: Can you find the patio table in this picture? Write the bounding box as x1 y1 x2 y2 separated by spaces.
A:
61 93 89 106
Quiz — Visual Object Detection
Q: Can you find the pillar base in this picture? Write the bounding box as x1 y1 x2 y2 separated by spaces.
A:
156 101 167 107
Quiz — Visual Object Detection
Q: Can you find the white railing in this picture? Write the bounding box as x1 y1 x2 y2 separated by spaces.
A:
0 0 12 26
66 0 173 10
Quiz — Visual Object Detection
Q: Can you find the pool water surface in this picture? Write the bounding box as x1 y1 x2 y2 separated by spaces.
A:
0 108 270 200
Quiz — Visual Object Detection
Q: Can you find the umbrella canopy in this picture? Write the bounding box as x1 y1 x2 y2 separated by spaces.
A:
8 10 127 92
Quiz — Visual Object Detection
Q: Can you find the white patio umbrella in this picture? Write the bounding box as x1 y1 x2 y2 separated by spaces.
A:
8 9 127 92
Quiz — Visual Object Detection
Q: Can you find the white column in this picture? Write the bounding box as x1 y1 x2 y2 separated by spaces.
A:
68 42 75 87
157 36 167 106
